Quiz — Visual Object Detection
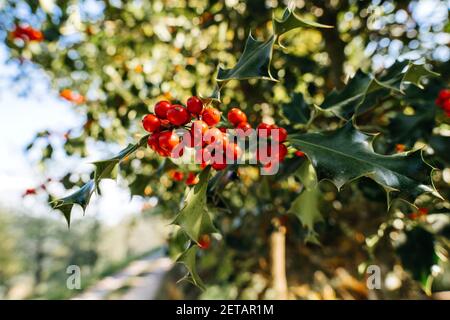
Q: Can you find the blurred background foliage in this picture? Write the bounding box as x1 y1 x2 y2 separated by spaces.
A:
0 0 449 299
0 205 167 299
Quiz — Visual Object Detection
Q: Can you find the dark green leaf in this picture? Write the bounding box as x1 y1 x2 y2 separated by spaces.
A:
429 135 450 163
281 92 312 125
387 84 437 147
288 187 322 244
388 110 435 146
396 227 437 285
273 7 332 46
216 33 277 82
92 134 149 189
289 161 322 243
173 167 217 243
51 180 95 227
402 64 439 89
296 160 318 189
289 122 439 203
320 62 439 119
52 135 149 225
176 245 205 290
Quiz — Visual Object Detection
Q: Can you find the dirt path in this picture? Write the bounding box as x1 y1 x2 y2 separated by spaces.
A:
74 248 173 300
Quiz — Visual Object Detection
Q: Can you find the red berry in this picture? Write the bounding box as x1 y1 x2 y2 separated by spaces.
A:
187 96 203 115
195 147 212 164
167 104 190 126
295 150 305 157
274 144 288 162
212 160 227 171
261 161 280 174
191 120 209 136
160 119 171 127
158 130 179 152
442 100 450 112
12 25 43 42
236 121 252 132
409 212 418 220
202 107 221 126
204 127 224 145
418 208 428 216
256 144 270 163
154 101 172 119
147 133 160 150
170 170 184 181
198 234 211 249
227 108 247 127
23 188 37 196
395 144 406 153
438 89 450 101
271 125 288 143
224 141 241 161
257 122 272 138
158 148 171 157
60 89 85 104
189 120 209 147
186 172 199 186
142 114 161 132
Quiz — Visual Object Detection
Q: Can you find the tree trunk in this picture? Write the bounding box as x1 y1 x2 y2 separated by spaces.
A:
270 222 288 299
316 1 347 90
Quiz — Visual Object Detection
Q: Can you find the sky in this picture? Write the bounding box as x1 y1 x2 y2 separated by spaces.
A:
0 44 145 226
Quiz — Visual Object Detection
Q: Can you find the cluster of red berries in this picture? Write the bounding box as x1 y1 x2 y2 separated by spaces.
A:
226 107 290 171
142 97 293 172
142 97 238 170
436 89 450 117
11 25 43 42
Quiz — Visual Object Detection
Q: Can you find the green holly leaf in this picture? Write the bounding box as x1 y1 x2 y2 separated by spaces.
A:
92 135 149 190
289 122 440 204
289 161 322 243
288 187 323 244
214 6 332 99
320 70 385 119
296 160 318 189
388 110 435 147
216 33 277 83
281 92 313 125
52 135 148 225
429 135 450 163
396 227 437 287
320 62 438 119
50 180 95 227
387 84 437 147
173 167 217 243
273 6 332 46
177 245 205 290
402 64 439 89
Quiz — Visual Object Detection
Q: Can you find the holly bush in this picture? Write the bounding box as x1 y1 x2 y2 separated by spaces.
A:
2 0 449 299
